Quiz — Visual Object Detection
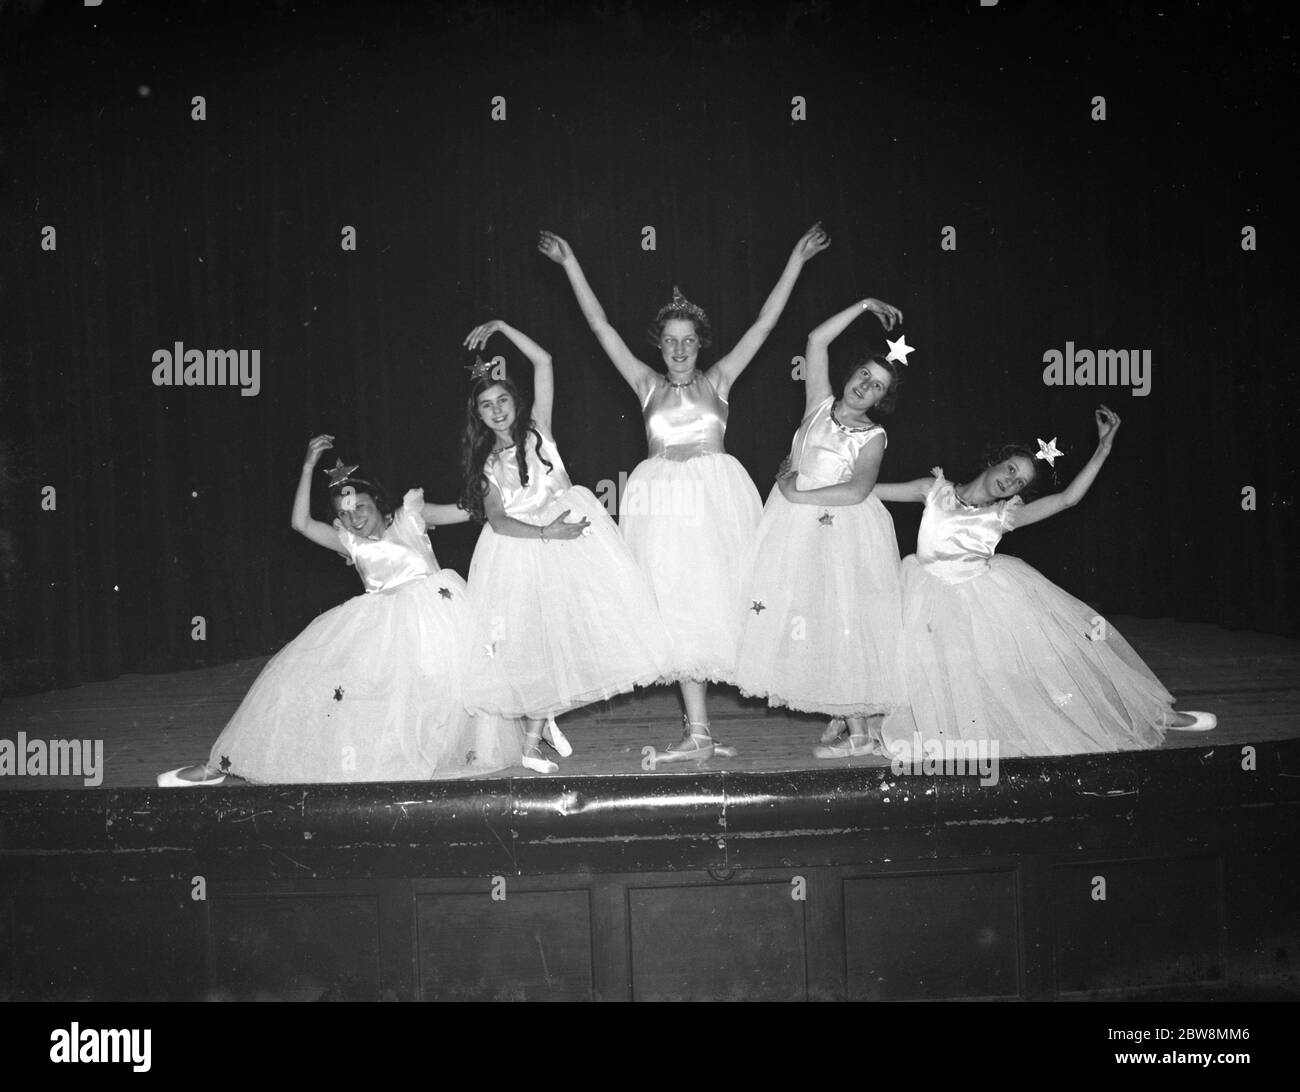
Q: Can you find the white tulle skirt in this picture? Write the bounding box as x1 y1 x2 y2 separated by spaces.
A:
619 452 762 683
735 487 904 716
463 485 669 718
881 554 1173 757
208 572 524 783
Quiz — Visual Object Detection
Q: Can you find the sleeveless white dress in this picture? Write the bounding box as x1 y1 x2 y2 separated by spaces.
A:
736 397 903 716
881 472 1174 756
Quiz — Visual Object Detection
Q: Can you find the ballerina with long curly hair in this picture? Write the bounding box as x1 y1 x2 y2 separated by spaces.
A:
458 319 669 773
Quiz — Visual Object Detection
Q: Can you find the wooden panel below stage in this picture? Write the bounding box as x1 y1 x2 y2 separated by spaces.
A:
4 852 1296 1002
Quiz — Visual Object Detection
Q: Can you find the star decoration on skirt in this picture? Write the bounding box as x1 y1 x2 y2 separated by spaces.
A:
819 511 835 526
438 586 452 599
333 686 344 702
484 642 496 659
751 600 766 614
886 334 915 365
219 755 231 771
466 750 477 764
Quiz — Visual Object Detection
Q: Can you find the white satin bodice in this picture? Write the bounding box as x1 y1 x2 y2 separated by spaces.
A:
641 372 729 461
915 472 1023 585
788 396 886 488
485 428 572 520
334 488 441 593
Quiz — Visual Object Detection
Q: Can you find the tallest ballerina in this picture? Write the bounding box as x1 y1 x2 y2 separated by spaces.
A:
540 224 831 762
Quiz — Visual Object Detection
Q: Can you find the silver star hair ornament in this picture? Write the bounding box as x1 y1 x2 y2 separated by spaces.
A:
1035 437 1064 467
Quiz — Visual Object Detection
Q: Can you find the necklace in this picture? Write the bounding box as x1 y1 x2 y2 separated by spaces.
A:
830 401 873 432
953 484 995 509
666 371 697 388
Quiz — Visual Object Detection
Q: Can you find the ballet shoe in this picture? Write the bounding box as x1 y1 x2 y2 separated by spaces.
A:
1167 710 1217 732
650 719 738 765
543 715 573 757
156 766 226 787
813 736 881 760
820 718 848 745
521 748 558 775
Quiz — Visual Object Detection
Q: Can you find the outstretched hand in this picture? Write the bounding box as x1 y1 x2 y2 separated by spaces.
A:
1095 404 1121 450
304 434 335 468
538 231 573 265
464 320 507 351
793 222 831 262
862 298 903 331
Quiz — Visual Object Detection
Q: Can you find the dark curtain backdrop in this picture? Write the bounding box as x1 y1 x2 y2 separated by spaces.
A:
1 0 1296 693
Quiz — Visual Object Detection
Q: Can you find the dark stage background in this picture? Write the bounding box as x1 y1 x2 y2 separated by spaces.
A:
1 0 1296 692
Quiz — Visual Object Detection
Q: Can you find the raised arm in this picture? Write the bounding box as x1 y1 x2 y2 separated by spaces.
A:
777 433 886 507
1014 406 1121 530
465 319 555 433
290 434 350 555
708 222 831 399
803 297 904 414
539 230 658 402
482 483 590 541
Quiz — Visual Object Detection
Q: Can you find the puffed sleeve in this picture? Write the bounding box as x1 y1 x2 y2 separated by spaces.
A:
998 494 1025 531
402 488 427 531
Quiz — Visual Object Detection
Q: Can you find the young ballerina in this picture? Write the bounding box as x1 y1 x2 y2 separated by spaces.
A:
540 223 830 763
858 406 1216 758
459 319 669 774
157 434 524 786
736 298 907 758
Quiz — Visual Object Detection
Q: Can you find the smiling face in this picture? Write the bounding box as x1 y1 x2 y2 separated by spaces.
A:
840 362 893 415
476 383 517 436
333 490 386 538
658 318 700 374
978 454 1037 499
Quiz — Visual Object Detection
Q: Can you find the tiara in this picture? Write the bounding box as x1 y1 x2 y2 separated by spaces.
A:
655 285 709 326
465 355 493 381
324 457 361 489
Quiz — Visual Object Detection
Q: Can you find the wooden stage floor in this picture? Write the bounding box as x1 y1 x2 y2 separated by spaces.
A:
2 616 1297 791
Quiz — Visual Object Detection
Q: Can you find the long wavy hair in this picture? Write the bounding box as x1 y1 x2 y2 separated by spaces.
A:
459 375 554 523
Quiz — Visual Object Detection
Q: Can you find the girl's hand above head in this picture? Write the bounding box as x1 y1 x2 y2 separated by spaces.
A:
538 231 573 265
543 510 590 540
793 222 831 263
862 298 903 332
1095 404 1121 449
304 434 334 468
464 320 507 352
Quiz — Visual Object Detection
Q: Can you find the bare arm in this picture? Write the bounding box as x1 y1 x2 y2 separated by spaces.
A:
803 297 904 414
291 434 350 555
708 222 830 399
871 477 933 504
777 433 886 507
1014 406 1121 530
465 319 555 433
482 482 590 541
539 230 658 402
421 502 472 527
